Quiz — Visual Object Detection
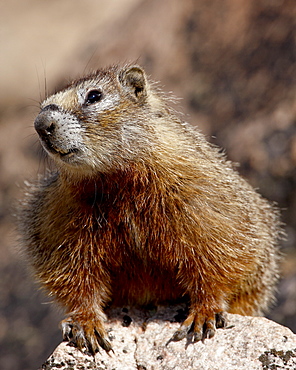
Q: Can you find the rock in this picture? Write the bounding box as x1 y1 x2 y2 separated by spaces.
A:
39 306 296 370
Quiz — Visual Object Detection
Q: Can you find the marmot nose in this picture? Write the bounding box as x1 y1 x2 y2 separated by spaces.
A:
34 104 59 137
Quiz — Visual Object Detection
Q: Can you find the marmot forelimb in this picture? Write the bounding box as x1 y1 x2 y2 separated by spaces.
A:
20 64 281 354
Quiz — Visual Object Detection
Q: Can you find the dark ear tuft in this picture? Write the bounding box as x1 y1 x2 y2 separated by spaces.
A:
119 66 147 100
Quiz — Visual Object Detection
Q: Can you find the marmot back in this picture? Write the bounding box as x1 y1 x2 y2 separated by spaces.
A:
19 64 281 354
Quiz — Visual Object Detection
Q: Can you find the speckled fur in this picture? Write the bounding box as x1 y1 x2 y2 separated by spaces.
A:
19 64 282 353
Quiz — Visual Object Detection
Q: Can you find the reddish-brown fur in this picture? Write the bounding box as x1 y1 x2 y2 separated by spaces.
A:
19 64 281 353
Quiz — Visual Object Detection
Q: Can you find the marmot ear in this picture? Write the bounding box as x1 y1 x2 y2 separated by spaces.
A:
119 66 147 100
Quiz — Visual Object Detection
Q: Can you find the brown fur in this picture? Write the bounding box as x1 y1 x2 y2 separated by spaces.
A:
19 64 281 353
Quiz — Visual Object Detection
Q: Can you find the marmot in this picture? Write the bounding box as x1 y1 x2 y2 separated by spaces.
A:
19 64 281 354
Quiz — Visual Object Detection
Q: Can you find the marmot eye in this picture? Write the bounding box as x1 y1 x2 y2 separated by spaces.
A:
85 90 102 105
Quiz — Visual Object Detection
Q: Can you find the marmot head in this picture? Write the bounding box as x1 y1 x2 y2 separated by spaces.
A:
34 65 164 177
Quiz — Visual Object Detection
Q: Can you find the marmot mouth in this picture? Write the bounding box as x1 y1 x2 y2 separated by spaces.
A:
41 138 79 157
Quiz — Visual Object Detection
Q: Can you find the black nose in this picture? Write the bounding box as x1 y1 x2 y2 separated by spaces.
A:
34 104 59 137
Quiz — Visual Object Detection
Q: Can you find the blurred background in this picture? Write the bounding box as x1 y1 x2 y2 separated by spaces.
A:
0 0 295 368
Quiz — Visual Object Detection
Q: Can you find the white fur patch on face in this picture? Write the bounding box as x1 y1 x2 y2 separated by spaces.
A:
42 88 78 111
77 86 121 112
46 110 84 150
35 106 88 172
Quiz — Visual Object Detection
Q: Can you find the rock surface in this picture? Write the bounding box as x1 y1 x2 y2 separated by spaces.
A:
39 307 296 370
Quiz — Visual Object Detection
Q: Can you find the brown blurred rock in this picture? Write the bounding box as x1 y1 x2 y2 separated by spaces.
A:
39 308 296 370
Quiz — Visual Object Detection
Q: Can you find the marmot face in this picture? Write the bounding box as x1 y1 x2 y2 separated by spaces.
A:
34 66 150 176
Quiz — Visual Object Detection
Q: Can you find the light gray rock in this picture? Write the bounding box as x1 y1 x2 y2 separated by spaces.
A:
39 306 296 370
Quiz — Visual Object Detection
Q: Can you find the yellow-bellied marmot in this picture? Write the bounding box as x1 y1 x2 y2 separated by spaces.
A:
19 64 281 354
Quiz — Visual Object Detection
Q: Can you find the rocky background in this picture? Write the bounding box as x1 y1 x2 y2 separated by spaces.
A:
0 0 295 369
